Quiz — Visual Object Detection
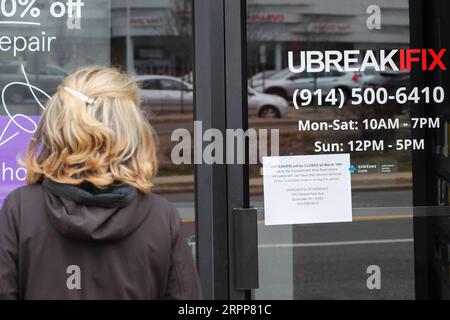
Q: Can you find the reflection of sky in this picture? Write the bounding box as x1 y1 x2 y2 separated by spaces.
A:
0 115 39 207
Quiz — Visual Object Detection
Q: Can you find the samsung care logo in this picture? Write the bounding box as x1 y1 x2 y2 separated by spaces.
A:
288 49 447 73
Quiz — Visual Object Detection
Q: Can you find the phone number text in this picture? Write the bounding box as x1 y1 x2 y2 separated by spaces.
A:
294 87 444 108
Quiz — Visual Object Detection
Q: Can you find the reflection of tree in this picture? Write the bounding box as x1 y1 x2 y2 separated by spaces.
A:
160 0 193 113
50 13 75 67
52 37 76 68
162 0 193 77
247 0 275 77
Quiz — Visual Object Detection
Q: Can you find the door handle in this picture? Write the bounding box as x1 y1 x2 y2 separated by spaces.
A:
233 208 259 290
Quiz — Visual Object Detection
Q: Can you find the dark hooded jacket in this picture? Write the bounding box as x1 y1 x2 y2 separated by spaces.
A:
0 180 202 300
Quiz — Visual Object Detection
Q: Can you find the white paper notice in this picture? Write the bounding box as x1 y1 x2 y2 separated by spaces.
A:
263 154 352 225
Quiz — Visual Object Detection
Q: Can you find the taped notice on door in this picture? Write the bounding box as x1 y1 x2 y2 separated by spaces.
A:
263 154 352 225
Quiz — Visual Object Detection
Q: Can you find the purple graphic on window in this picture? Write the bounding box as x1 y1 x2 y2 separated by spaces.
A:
0 115 40 207
0 64 49 208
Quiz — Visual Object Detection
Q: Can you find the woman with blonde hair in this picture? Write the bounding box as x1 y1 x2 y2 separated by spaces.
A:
0 66 201 300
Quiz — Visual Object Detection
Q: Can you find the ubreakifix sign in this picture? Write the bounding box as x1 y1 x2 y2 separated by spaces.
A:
288 49 447 73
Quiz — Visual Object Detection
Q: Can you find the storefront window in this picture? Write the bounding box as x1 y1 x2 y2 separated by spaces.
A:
0 0 195 259
247 0 415 299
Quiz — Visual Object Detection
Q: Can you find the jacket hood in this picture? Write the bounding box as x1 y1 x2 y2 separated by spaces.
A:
42 179 152 241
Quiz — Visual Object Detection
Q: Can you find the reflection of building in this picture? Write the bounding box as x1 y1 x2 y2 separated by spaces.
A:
111 0 192 76
111 0 409 76
247 0 409 72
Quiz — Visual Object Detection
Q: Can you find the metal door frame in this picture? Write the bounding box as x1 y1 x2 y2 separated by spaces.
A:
193 0 253 300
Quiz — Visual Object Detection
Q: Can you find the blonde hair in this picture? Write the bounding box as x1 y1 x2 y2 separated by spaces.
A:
24 66 158 192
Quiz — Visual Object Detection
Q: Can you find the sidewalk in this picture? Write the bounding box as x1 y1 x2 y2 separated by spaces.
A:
151 113 297 126
153 172 413 194
150 110 324 126
149 107 384 126
150 113 193 124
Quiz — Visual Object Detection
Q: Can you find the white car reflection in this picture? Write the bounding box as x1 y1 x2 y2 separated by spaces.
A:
137 75 289 118
248 86 289 118
136 75 194 113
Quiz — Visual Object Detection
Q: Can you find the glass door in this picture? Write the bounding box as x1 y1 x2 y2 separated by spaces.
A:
242 0 448 300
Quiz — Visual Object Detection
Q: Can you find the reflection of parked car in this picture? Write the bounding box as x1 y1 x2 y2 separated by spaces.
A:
363 70 410 92
0 62 68 103
138 74 288 118
360 66 378 84
180 71 193 84
253 66 363 104
248 87 289 118
136 75 194 113
363 70 410 115
248 70 278 88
